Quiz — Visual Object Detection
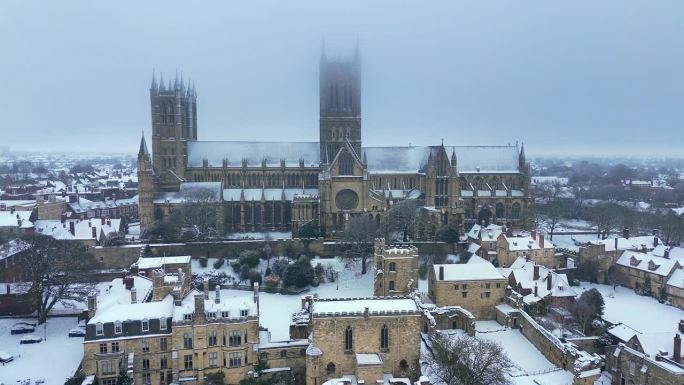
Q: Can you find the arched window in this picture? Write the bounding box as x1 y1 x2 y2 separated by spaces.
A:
344 326 353 351
399 359 408 371
496 203 505 218
380 325 389 350
339 152 354 176
388 262 396 272
512 202 521 219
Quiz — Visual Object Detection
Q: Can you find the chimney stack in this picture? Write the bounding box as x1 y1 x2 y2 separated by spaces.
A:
123 276 134 290
615 237 619 250
194 293 206 321
531 229 537 241
547 271 552 291
623 228 630 239
533 264 540 281
203 277 210 298
92 226 97 239
6 284 10 295
655 237 659 247
534 283 538 297
215 286 221 304
675 334 682 363
666 248 671 259
101 217 105 226
131 288 137 304
253 282 260 304
539 234 545 249
87 293 97 320
438 266 444 281
69 221 75 236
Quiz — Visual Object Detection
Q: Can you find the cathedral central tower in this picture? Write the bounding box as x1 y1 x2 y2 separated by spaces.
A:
319 46 362 163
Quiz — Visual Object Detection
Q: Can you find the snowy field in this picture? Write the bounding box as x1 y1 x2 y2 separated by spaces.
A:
475 321 575 385
578 282 684 334
0 317 83 385
225 256 374 341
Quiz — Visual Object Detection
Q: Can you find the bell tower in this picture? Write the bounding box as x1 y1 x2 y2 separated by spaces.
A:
149 71 197 186
319 44 362 163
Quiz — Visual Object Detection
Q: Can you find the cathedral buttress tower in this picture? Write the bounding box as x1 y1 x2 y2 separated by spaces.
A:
319 45 362 163
150 71 197 187
137 134 155 231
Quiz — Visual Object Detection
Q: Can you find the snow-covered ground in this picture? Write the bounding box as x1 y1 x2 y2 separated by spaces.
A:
225 231 292 240
475 321 575 385
538 219 596 234
0 317 83 385
227 257 374 341
579 282 684 334
551 234 601 252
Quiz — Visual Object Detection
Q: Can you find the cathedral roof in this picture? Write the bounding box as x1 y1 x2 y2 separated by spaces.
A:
364 145 521 174
187 141 319 168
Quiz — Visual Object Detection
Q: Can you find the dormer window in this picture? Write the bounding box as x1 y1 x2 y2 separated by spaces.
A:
184 313 193 321
95 322 103 336
208 312 217 319
221 311 229 318
159 317 167 330
141 319 149 332
630 256 641 266
114 322 122 334
240 309 248 317
648 260 659 271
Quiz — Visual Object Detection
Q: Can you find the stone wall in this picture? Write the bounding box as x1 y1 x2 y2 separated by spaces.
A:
428 271 507 320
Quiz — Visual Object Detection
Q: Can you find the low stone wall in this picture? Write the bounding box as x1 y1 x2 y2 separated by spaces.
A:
566 336 601 354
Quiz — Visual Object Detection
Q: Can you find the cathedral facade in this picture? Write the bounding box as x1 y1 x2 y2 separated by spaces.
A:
138 49 531 238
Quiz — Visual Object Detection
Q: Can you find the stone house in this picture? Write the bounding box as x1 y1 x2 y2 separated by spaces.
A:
666 269 684 310
578 234 661 284
615 250 679 297
465 223 503 262
373 239 419 296
495 231 561 268
605 329 684 384
428 258 507 319
301 296 422 385
501 256 577 312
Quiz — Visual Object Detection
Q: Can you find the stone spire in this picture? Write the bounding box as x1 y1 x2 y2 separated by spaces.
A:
138 132 150 157
159 73 166 91
180 73 186 93
150 70 158 92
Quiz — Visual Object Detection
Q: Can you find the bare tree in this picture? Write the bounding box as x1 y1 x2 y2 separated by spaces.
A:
18 234 98 324
379 199 422 241
168 187 221 240
538 201 566 241
426 333 512 385
341 215 377 274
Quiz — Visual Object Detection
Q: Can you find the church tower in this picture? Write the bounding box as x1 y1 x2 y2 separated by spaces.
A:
319 45 362 163
149 71 197 187
137 134 155 232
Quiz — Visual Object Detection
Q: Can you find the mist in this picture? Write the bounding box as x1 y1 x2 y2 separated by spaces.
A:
1 0 683 157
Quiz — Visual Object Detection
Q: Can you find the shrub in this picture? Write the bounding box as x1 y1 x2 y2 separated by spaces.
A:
314 263 324 279
271 258 290 278
240 264 251 282
282 257 315 288
199 257 208 268
204 371 225 385
239 250 261 268
298 221 319 238
418 264 428 280
231 261 241 274
264 275 280 290
213 258 225 269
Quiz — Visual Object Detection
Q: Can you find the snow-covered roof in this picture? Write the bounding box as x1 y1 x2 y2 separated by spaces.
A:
0 210 32 228
356 353 383 366
652 245 684 264
89 276 156 324
187 141 320 168
364 145 521 174
0 239 30 261
433 262 504 282
505 257 576 299
134 256 191 270
222 188 319 202
34 218 121 241
503 235 554 251
666 268 684 290
172 289 258 322
607 323 641 343
257 330 309 349
616 250 679 277
312 297 418 315
588 236 660 252
90 296 173 324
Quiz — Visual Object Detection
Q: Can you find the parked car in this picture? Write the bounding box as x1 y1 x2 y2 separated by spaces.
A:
10 323 36 335
68 326 86 337
0 351 13 363
19 335 42 344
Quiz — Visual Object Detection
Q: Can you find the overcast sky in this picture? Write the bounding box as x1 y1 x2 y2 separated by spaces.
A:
1 1 683 157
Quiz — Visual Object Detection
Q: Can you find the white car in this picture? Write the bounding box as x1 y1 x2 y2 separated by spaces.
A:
0 351 13 363
19 335 43 344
